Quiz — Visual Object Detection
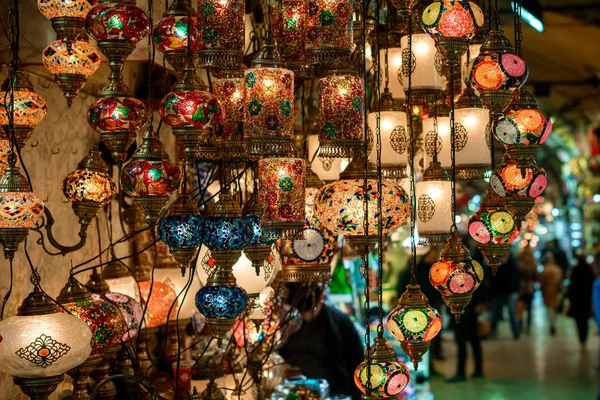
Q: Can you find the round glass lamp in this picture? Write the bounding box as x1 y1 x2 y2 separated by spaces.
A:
62 146 116 226
153 0 200 72
99 292 143 341
0 155 44 259
430 232 484 321
197 0 245 69
213 69 247 158
0 72 47 147
42 38 101 106
158 193 203 272
416 161 452 245
37 0 94 43
387 285 442 369
354 338 410 398
121 127 181 225
454 86 491 180
244 53 295 157
258 157 306 241
271 0 312 79
306 0 354 68
318 71 365 158
367 90 409 179
139 281 179 329
468 189 521 274
153 267 202 321
159 61 221 162
86 2 150 50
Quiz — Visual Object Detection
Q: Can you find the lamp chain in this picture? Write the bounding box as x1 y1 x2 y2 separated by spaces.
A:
407 1 417 285
186 0 193 61
449 65 457 232
383 0 390 91
514 0 523 58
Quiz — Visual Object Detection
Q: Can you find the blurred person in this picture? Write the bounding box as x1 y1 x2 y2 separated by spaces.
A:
279 283 364 400
447 274 487 383
490 251 521 339
539 253 564 336
517 247 539 335
567 254 595 351
544 239 570 276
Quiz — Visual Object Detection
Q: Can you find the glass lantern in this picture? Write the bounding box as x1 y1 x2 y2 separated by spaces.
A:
416 162 452 245
307 134 346 182
422 105 451 171
213 69 246 157
99 292 143 341
377 30 405 100
318 71 365 158
496 88 552 147
306 0 354 67
139 281 179 329
37 0 94 43
399 31 443 103
197 0 245 69
271 0 312 79
153 267 202 321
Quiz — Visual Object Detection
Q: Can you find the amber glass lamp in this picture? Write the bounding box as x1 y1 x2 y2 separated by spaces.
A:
197 0 245 69
37 0 94 44
306 0 354 69
213 68 247 158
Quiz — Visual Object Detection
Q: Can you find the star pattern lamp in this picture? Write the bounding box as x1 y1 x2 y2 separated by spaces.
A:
42 37 101 106
62 146 116 226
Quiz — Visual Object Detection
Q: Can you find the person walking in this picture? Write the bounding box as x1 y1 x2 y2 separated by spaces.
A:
517 247 538 335
567 254 595 351
539 253 564 336
490 251 521 339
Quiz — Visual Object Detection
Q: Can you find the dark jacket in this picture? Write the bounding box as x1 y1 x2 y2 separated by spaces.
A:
567 261 595 318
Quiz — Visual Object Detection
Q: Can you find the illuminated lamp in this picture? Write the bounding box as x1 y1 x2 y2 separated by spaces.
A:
243 191 275 275
213 69 247 158
416 160 452 245
307 134 346 182
422 103 450 171
37 0 95 44
306 0 354 69
197 0 244 69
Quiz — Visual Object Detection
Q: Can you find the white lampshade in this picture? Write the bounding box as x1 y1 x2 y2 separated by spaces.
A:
416 179 452 241
196 245 281 296
368 109 409 170
248 286 275 320
423 114 451 170
0 313 92 378
105 276 140 302
455 107 491 170
379 47 405 100
153 268 202 320
400 33 443 91
307 134 346 182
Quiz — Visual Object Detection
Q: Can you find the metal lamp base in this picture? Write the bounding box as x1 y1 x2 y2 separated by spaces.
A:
442 292 473 323
435 37 469 67
173 127 213 164
418 231 451 246
0 227 29 259
55 73 87 107
309 46 352 75
90 344 120 400
198 48 243 71
507 196 536 222
345 235 378 256
260 221 304 243
14 374 64 400
0 126 33 148
281 264 331 283
480 90 514 122
100 131 137 164
68 354 103 400
455 164 490 181
169 245 200 273
247 136 297 158
134 196 170 227
51 17 85 45
72 202 103 226
400 340 431 371
317 140 364 159
479 243 510 276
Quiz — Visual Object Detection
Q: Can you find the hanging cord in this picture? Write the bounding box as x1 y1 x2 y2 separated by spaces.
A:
514 0 523 58
407 1 417 285
0 259 13 320
493 0 500 30
375 0 384 339
449 65 458 232
147 0 155 119
301 83 307 159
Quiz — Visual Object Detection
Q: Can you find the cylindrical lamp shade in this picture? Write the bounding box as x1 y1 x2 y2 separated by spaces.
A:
454 107 491 175
153 268 202 320
315 179 410 236
258 158 305 235
490 160 547 198
0 313 92 377
139 281 179 328
422 115 450 170
318 73 365 158
421 0 484 40
306 0 353 52
60 298 126 355
271 0 308 63
496 107 552 146
307 134 345 181
213 73 245 143
416 180 453 241
42 39 101 77
86 4 149 44
400 34 443 92
367 109 409 169
37 0 95 19
197 0 244 59
244 67 294 140
379 47 405 99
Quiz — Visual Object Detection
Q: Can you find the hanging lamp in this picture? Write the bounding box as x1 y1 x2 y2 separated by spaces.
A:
213 68 248 159
197 0 244 70
37 0 92 46
416 159 452 245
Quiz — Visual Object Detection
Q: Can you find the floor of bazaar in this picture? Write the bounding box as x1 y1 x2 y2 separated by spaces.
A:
429 295 598 400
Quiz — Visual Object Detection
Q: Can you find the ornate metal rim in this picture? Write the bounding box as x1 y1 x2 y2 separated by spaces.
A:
247 136 296 158
317 139 364 159
418 232 451 246
280 264 331 283
455 164 491 181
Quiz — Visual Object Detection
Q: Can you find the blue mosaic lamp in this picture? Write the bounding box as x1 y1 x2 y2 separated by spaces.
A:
158 193 203 275
196 188 250 337
242 191 275 276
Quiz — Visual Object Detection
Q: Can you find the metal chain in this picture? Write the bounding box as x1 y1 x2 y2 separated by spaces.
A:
375 0 384 340
432 104 439 163
514 0 523 58
383 0 390 91
147 0 155 120
449 66 457 232
407 1 417 285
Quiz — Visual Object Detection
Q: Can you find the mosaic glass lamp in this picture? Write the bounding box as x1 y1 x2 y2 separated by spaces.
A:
468 189 521 274
42 37 101 106
367 90 409 179
138 280 179 328
37 0 94 44
158 193 203 273
62 146 116 226
258 157 306 242
0 71 47 148
415 160 452 245
159 60 221 162
0 140 10 177
0 287 92 399
153 0 200 73
121 126 181 226
354 337 411 398
430 232 484 321
213 69 247 158
244 47 295 157
454 85 491 180
278 166 337 283
99 292 143 341
243 191 276 275
315 156 410 253
469 29 528 122
271 0 313 79
422 0 484 66
197 0 244 69
0 153 44 259
387 284 442 370
490 155 547 221
306 0 354 69
318 70 365 158
153 267 202 321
